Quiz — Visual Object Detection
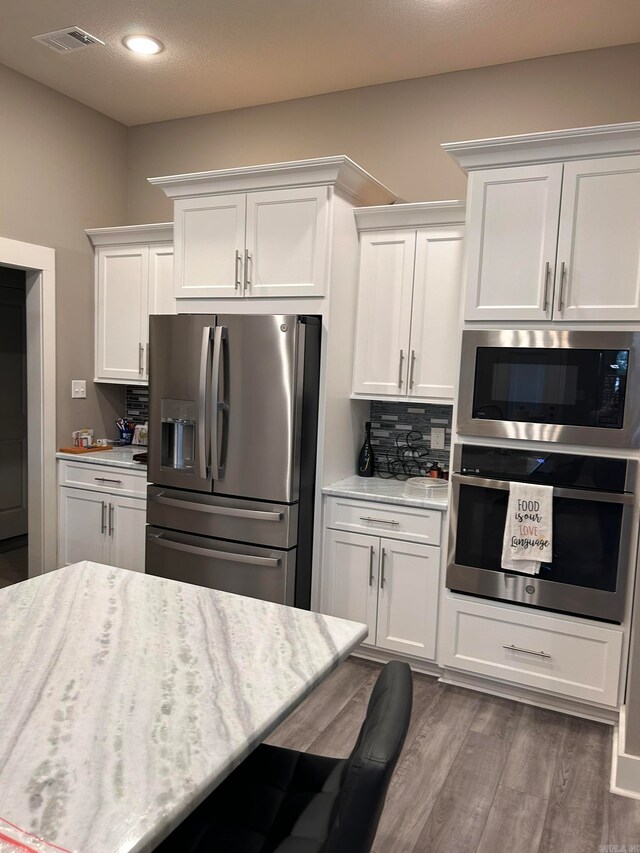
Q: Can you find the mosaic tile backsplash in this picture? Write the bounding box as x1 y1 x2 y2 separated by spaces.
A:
125 387 149 424
368 401 453 478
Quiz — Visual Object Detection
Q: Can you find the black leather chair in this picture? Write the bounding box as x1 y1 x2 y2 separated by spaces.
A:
156 660 413 853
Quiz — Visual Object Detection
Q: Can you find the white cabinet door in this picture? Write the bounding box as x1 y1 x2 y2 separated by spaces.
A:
148 243 175 316
245 187 329 298
376 539 439 660
108 496 147 572
58 487 108 567
322 529 378 646
464 164 563 321
556 155 640 321
95 247 148 382
409 227 464 401
352 230 415 396
174 194 246 298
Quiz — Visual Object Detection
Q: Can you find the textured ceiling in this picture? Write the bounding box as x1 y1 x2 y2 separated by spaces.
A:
0 0 639 126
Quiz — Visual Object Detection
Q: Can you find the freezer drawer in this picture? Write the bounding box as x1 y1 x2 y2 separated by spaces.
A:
146 526 296 605
147 486 297 549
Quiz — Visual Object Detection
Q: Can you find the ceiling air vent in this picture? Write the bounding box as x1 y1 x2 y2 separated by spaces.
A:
33 27 105 54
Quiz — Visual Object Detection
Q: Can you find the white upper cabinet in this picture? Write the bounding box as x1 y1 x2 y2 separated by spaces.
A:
149 157 396 302
556 155 640 321
352 230 415 396
463 164 563 321
352 202 465 403
442 122 640 323
88 224 174 385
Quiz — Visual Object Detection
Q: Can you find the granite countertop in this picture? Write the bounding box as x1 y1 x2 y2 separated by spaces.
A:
323 475 449 510
0 562 366 853
56 445 147 470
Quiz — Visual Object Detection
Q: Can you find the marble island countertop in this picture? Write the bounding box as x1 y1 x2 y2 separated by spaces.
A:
0 563 366 853
323 475 449 510
56 445 147 470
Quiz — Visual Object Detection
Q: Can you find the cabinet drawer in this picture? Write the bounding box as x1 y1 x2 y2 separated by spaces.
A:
325 496 441 545
58 460 147 497
441 597 623 707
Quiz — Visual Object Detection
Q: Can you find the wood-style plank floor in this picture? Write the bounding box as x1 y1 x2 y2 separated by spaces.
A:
0 545 28 589
266 657 640 852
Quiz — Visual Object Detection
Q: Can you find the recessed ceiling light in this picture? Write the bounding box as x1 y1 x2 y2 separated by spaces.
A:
123 35 164 55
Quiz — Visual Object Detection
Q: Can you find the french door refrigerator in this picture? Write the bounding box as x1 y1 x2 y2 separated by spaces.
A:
145 314 321 608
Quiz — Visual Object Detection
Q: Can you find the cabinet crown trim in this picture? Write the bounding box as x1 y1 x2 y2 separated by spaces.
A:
86 223 173 246
442 121 640 172
354 200 466 231
148 156 396 206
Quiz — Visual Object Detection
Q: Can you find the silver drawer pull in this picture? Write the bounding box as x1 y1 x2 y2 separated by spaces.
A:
95 477 123 484
359 516 400 525
152 493 283 521
502 643 551 659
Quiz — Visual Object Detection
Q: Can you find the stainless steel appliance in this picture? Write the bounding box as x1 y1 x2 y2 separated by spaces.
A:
457 330 640 447
145 314 321 608
447 444 637 623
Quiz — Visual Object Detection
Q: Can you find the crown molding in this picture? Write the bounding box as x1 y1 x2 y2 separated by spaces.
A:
86 223 173 247
442 122 640 172
354 200 466 231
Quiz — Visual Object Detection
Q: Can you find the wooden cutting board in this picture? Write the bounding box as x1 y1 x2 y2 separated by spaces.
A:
58 445 114 454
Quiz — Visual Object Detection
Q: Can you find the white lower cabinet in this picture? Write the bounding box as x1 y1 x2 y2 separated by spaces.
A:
58 484 147 572
323 521 441 661
440 596 623 707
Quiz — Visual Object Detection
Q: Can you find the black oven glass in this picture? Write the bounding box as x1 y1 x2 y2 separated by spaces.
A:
456 484 622 592
472 348 628 428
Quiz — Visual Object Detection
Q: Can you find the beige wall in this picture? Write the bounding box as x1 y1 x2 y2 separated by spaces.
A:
0 63 128 445
128 43 640 223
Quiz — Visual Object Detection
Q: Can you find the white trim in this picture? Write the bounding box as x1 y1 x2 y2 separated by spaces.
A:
442 121 640 171
612 705 640 798
354 200 466 231
86 223 173 247
0 237 56 575
350 392 455 405
148 156 396 206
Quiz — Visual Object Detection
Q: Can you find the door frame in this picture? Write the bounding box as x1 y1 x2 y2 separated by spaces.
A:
0 237 56 576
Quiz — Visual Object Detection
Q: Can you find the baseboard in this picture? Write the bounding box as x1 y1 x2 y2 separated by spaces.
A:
612 706 640 798
351 647 441 677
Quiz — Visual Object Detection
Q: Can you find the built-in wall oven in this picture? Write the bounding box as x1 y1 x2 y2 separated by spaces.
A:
457 330 640 447
447 444 637 623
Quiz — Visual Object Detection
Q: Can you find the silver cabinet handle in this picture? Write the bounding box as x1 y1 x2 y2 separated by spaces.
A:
409 350 416 390
397 350 404 388
244 249 251 289
148 534 280 567
380 547 387 588
359 516 400 525
146 343 149 379
100 501 106 534
108 503 114 536
235 250 242 290
198 326 213 480
502 643 551 659
152 492 283 521
138 343 144 375
94 477 122 484
368 545 375 587
557 261 567 312
542 261 551 311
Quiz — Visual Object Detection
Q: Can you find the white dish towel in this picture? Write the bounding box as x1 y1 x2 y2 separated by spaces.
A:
501 481 553 575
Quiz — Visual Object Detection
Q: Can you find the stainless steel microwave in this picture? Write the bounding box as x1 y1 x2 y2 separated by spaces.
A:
457 330 640 448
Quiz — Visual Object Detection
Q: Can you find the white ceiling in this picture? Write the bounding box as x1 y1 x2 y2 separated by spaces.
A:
1 0 639 127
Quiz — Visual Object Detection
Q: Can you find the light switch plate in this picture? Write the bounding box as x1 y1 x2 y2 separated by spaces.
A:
71 379 87 399
430 427 445 450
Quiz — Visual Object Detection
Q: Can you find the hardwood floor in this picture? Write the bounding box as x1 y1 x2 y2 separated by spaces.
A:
266 657 640 852
0 544 28 589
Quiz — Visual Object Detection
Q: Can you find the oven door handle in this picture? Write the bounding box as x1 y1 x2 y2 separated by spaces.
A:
452 473 634 504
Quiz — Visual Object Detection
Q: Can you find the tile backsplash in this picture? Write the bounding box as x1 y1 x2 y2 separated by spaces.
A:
125 387 149 424
368 401 452 478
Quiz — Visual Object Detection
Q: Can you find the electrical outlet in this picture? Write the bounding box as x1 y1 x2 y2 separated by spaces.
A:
71 379 87 399
430 427 445 450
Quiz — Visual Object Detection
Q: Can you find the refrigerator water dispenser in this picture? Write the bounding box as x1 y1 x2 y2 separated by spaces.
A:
161 399 196 470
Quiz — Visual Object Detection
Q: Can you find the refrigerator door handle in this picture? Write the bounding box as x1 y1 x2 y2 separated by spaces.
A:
211 325 229 479
198 327 214 479
148 533 281 567
150 491 284 521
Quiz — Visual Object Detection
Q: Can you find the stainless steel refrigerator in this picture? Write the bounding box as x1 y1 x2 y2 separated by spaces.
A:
145 314 321 608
